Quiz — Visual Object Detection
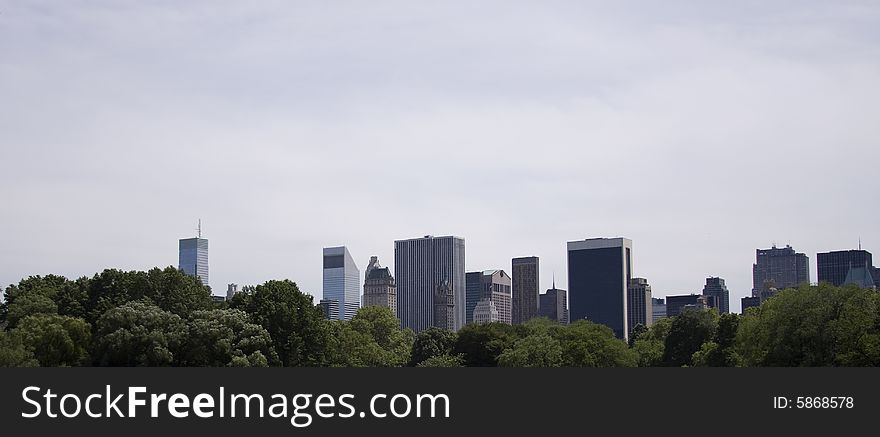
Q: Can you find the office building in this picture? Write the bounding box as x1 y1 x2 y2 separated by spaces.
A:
322 246 360 321
318 299 340 320
628 278 653 331
511 256 540 325
752 245 809 294
539 284 569 324
363 257 397 314
666 294 710 317
817 249 873 286
702 277 730 314
434 280 456 329
394 235 466 332
466 270 512 324
179 236 209 287
472 299 500 324
651 298 666 322
741 296 761 312
226 284 239 301
843 265 876 289
567 237 632 339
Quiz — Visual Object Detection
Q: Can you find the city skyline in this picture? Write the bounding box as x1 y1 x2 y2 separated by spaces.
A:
2 1 879 315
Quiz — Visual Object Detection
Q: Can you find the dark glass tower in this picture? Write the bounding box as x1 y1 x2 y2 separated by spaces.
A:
817 250 873 286
567 237 632 339
511 256 539 325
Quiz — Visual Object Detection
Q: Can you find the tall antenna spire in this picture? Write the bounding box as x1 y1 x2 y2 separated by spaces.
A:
859 237 862 251
198 219 202 239
552 272 556 290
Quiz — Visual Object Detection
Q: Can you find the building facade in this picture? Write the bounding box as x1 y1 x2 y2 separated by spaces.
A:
322 246 361 321
741 296 761 312
752 245 809 294
702 277 730 314
394 235 466 332
651 297 667 322
363 257 397 315
466 270 512 325
538 286 569 324
628 278 653 331
179 237 209 286
318 299 340 320
472 299 500 324
433 280 455 329
665 294 710 317
511 256 540 325
817 250 873 286
226 283 239 301
567 237 632 339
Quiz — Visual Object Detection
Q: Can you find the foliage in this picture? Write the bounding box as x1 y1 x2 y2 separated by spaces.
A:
552 321 636 367
410 327 458 366
692 313 741 367
0 330 39 367
12 314 91 367
230 280 328 366
663 309 719 367
453 322 518 367
416 354 465 367
92 301 187 366
183 309 279 367
631 317 672 367
497 333 563 367
6 291 58 328
737 284 880 366
325 306 413 367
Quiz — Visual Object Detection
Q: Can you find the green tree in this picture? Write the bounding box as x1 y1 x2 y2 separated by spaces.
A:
693 313 741 367
552 321 636 367
453 323 518 367
416 354 465 367
6 291 58 328
183 309 280 367
230 280 328 366
0 330 39 367
410 327 458 366
497 333 563 367
349 306 413 366
92 301 187 366
737 284 880 366
631 317 672 367
628 323 648 347
13 314 91 366
663 309 719 366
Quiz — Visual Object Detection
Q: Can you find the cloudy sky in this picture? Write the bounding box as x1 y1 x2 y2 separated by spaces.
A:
1 1 878 312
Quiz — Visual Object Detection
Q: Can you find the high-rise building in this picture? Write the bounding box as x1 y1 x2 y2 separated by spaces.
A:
651 298 666 322
538 282 569 324
628 278 653 331
466 270 512 325
179 236 209 287
322 246 360 321
318 299 340 320
226 283 239 301
394 235 466 332
567 237 632 339
665 294 710 317
511 256 540 325
434 280 456 329
752 245 809 294
817 249 873 286
741 296 761 312
702 277 730 314
363 256 397 315
472 299 500 324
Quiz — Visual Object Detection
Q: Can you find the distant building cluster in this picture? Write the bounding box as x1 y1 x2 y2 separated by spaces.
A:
174 222 880 340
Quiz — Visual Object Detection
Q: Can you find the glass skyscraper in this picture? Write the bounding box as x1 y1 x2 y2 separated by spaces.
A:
179 237 209 286
394 235 466 332
322 246 361 321
567 237 632 339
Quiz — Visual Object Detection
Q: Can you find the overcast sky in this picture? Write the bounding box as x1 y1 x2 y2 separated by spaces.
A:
1 1 878 312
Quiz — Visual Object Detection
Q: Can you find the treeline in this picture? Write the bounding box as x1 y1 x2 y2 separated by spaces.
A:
1 268 879 367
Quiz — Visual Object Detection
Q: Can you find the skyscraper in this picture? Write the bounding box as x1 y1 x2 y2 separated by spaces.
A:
179 235 209 287
363 256 397 315
752 245 809 294
702 277 730 314
539 284 569 325
628 277 653 331
651 298 667 322
322 246 360 321
511 256 540 325
567 237 632 339
394 235 466 332
434 280 456 329
817 249 873 286
666 294 710 317
466 270 512 325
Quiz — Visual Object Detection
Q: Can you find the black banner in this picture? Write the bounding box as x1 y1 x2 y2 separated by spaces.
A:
0 368 876 435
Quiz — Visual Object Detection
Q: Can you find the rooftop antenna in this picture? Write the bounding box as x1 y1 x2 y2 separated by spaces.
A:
859 237 862 251
197 219 202 239
552 272 556 290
